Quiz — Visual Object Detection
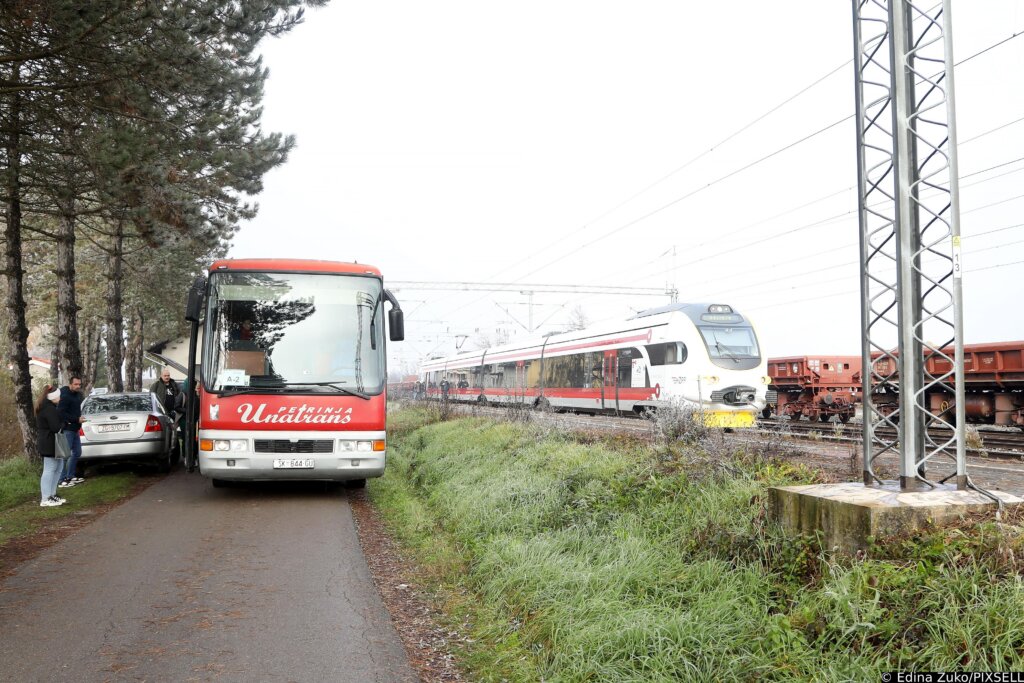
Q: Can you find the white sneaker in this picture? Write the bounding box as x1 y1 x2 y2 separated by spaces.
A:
58 481 75 488
70 477 85 484
49 496 66 504
40 498 62 507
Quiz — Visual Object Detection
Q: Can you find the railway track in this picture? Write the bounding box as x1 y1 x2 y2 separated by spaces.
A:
405 400 1024 494
432 401 1024 460
758 417 1024 459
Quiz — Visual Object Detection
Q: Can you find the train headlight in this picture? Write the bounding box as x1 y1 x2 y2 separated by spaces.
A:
761 376 771 385
702 376 720 385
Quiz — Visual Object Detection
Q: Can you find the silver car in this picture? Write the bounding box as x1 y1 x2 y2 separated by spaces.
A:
80 392 177 472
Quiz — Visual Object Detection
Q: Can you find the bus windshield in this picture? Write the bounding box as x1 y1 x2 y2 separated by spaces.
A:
202 271 385 394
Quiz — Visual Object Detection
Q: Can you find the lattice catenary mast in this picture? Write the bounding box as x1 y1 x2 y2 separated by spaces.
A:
852 0 982 492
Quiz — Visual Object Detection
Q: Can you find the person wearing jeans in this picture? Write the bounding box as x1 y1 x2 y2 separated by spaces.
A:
36 385 67 506
58 376 85 487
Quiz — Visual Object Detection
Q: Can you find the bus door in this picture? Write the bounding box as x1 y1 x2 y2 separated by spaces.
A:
603 350 618 413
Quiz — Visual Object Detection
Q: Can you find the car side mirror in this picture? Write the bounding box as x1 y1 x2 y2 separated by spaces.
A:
185 275 207 323
388 309 405 342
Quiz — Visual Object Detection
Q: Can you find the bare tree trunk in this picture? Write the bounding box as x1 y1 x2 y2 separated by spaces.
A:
82 322 101 392
55 200 83 382
49 340 59 385
104 221 125 392
125 307 144 391
1 71 37 457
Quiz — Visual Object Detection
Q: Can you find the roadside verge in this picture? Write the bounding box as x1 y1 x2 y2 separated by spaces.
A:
0 458 159 576
367 406 1024 681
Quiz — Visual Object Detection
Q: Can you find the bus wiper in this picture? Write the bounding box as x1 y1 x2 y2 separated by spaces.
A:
275 381 372 400
218 387 274 398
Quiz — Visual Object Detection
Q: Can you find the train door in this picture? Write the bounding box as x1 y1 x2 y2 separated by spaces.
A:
516 361 526 403
603 350 617 413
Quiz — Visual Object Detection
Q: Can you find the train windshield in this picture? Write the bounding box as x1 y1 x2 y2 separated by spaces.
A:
202 272 385 394
698 326 761 370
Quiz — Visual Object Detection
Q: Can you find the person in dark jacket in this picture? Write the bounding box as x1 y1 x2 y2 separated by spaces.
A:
149 368 183 417
36 385 67 507
57 376 85 488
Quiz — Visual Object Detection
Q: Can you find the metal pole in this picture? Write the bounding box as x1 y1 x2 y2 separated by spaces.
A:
852 0 877 486
942 0 967 488
889 0 927 489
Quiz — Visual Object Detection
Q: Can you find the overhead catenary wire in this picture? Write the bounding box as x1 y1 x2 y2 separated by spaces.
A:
473 27 1024 295
409 27 1024 352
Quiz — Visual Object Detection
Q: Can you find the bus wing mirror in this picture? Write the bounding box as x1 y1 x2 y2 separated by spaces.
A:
388 309 405 342
185 275 207 323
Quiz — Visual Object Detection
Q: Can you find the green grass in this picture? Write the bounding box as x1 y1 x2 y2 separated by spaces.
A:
0 456 43 511
0 460 143 545
371 409 1024 681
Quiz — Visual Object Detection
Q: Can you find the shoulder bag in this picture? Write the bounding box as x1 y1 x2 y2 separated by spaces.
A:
54 429 72 459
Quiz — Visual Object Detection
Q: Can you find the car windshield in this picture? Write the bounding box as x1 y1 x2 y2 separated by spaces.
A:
203 271 385 394
698 326 761 361
83 394 152 414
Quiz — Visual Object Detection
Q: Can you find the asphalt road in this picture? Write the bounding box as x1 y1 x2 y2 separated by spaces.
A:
0 472 418 683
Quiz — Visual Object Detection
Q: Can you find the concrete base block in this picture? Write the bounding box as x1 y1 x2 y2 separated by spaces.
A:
769 482 1022 554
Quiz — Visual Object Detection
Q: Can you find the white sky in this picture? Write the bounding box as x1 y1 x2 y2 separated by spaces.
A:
230 1 1024 376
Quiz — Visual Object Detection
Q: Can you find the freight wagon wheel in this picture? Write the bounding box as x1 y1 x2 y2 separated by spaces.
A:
839 413 851 423
761 407 772 419
817 414 829 423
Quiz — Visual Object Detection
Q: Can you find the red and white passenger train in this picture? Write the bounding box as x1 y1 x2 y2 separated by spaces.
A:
419 303 769 428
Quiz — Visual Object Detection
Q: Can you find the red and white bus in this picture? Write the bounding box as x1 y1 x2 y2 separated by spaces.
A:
182 259 404 487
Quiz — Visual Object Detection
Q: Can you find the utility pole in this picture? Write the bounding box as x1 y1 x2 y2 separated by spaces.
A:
852 0 973 492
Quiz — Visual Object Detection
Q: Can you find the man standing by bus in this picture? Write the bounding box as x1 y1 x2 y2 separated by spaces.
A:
57 375 85 488
151 368 183 419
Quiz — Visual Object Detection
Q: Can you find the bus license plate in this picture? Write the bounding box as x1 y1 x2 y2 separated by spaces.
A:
273 459 315 469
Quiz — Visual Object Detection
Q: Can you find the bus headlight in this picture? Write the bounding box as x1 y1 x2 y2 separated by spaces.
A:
339 440 385 452
212 439 247 452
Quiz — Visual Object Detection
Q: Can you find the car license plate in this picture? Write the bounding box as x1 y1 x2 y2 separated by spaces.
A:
98 423 131 433
273 459 315 469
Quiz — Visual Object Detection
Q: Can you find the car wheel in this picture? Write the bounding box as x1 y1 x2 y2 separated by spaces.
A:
344 478 367 489
157 447 173 474
211 478 228 488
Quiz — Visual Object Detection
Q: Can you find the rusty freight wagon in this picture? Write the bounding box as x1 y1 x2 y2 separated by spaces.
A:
765 356 862 422
871 341 1024 428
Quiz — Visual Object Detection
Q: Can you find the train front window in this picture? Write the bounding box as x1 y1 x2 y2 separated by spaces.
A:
203 271 385 394
698 326 761 370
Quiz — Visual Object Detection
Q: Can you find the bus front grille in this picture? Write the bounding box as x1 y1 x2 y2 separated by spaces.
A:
254 439 335 454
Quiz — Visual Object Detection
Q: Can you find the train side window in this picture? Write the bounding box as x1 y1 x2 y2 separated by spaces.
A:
645 342 687 365
501 362 517 389
545 354 584 387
